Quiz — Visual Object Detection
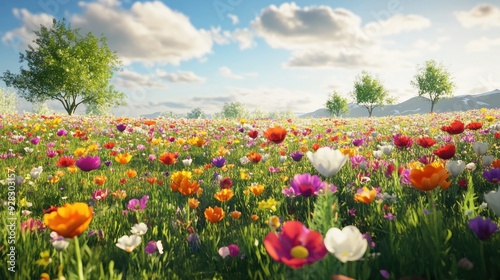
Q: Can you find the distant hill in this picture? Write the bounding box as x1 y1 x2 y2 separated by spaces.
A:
300 89 500 118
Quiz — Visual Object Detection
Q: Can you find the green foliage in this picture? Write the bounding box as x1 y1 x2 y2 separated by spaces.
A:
85 103 112 116
186 107 205 119
0 87 18 115
32 102 54 116
325 91 349 117
219 102 248 119
352 71 394 117
411 59 456 113
1 18 126 115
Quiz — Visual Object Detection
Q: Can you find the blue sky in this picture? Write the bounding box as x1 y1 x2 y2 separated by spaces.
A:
1 0 499 116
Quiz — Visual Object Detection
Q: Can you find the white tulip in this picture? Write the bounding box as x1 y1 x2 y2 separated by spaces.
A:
306 147 348 177
466 162 476 171
485 186 500 216
446 160 466 177
130 222 148 235
373 150 383 159
116 235 142 252
378 144 393 156
30 166 43 180
472 142 488 155
182 158 192 167
482 155 494 167
324 225 368 263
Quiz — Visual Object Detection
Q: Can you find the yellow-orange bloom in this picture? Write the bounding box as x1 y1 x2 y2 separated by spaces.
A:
248 183 265 195
94 176 107 186
159 152 177 165
170 171 193 192
43 203 93 238
409 164 451 191
354 187 377 204
251 214 259 221
188 198 200 209
204 206 225 223
214 189 234 202
126 169 137 178
115 153 132 164
178 178 200 196
230 210 241 219
73 148 87 157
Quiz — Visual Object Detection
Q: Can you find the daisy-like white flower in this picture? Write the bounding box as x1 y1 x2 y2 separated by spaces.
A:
116 235 142 252
130 222 148 235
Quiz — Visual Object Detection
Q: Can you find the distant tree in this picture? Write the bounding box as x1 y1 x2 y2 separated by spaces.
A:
1 18 126 115
160 111 179 119
220 102 248 119
325 91 349 117
186 107 205 119
85 103 112 116
32 102 54 115
0 88 18 115
249 107 268 119
269 109 296 120
352 71 394 117
411 60 455 113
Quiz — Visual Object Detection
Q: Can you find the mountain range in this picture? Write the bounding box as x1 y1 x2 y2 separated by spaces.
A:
300 89 500 118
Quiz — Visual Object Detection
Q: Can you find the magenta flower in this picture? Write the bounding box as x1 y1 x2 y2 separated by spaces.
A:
264 220 327 269
92 189 109 201
218 244 240 258
76 155 101 172
468 216 498 240
30 137 40 145
145 240 163 254
46 150 57 158
285 173 326 198
127 195 149 211
57 129 68 136
483 168 500 183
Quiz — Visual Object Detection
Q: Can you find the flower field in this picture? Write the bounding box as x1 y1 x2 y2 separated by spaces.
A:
1 109 500 280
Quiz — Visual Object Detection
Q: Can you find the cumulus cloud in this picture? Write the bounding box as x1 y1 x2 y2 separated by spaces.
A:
227 13 239 25
455 4 500 29
364 14 431 36
219 67 244 79
114 69 169 90
465 37 500 52
157 70 206 83
1 8 54 50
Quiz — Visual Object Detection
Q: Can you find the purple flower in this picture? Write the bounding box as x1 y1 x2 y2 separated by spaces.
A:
219 244 240 258
137 144 145 151
127 195 149 211
148 154 156 162
290 151 304 162
57 129 67 136
116 124 127 132
286 173 326 198
187 233 201 251
352 138 364 147
362 233 376 249
380 270 390 279
76 155 101 172
30 137 40 145
145 240 163 254
468 216 498 240
211 156 226 168
483 168 500 183
46 150 57 158
105 160 112 167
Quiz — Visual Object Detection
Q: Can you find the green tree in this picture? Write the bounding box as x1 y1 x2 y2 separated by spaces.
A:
325 91 349 117
220 102 247 119
85 103 112 116
186 107 205 119
411 60 455 113
352 71 394 117
1 18 126 115
0 88 18 115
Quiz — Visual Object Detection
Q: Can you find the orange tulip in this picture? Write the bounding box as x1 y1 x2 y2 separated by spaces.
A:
115 153 132 164
126 169 137 178
43 203 92 238
159 152 177 165
94 175 107 186
188 198 200 209
409 164 451 191
230 210 241 219
204 206 225 223
264 126 287 144
178 178 200 196
214 189 234 202
248 184 265 195
354 187 377 204
170 171 193 192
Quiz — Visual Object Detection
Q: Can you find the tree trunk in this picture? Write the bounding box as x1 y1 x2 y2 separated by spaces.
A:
430 101 435 113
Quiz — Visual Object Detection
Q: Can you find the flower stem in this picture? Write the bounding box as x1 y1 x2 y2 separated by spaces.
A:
479 241 487 278
58 251 64 280
74 236 85 280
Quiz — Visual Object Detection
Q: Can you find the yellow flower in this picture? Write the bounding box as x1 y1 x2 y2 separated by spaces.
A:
151 138 161 145
170 171 193 192
67 166 78 173
94 175 107 186
111 190 127 200
188 198 200 209
354 187 377 204
214 189 234 202
240 169 251 180
73 148 87 157
176 138 186 145
35 250 52 267
48 176 60 184
258 198 277 212
87 144 99 152
126 169 137 178
40 272 51 280
248 183 265 195
486 116 495 122
115 153 132 164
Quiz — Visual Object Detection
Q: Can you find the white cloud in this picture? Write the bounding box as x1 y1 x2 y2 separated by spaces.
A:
412 39 441 52
232 28 255 49
465 37 500 52
114 69 169 90
455 4 500 29
219 67 243 79
71 0 213 65
156 70 206 83
364 14 431 37
227 13 239 25
1 8 54 50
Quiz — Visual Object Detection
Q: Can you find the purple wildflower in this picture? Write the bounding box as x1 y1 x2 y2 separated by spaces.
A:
211 156 226 168
290 151 304 162
468 216 498 240
116 124 127 132
30 137 40 145
57 129 67 136
76 155 101 172
483 168 500 183
286 173 326 198
127 195 149 211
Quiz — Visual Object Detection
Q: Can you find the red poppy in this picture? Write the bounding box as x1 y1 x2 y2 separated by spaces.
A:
441 120 464 135
312 143 321 151
433 144 456 160
219 177 233 189
264 126 287 144
393 134 413 149
248 130 258 139
465 122 482 130
247 151 262 163
159 153 177 165
416 137 437 148
103 142 115 149
56 156 76 168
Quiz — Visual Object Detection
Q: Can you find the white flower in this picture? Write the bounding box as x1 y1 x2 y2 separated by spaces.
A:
482 155 494 167
472 142 488 155
24 147 34 153
116 235 142 252
372 150 383 159
485 186 500 216
240 156 249 165
182 158 192 167
218 246 230 258
466 162 476 171
279 156 286 163
30 166 43 180
446 160 466 177
156 240 164 254
324 225 367 263
306 147 348 177
378 144 393 156
130 222 148 235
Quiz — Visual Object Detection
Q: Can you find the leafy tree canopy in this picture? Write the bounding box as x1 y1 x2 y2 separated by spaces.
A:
325 91 349 117
1 18 126 115
352 71 394 117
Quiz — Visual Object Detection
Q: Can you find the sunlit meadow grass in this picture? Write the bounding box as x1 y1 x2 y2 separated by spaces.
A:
1 109 500 280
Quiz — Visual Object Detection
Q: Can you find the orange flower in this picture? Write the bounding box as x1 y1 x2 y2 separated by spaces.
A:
178 178 200 196
159 152 177 165
56 156 76 168
94 176 107 186
264 126 287 144
230 210 241 219
214 189 234 202
170 171 192 192
115 153 132 164
492 159 500 169
188 198 200 209
251 214 259 221
409 164 451 191
144 120 157 126
146 177 157 185
312 143 321 151
103 142 115 149
248 183 265 195
247 151 262 163
43 202 92 238
126 169 137 178
354 187 377 204
204 206 225 223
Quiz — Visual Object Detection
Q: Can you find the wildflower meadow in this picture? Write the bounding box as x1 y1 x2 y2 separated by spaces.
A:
1 109 500 280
